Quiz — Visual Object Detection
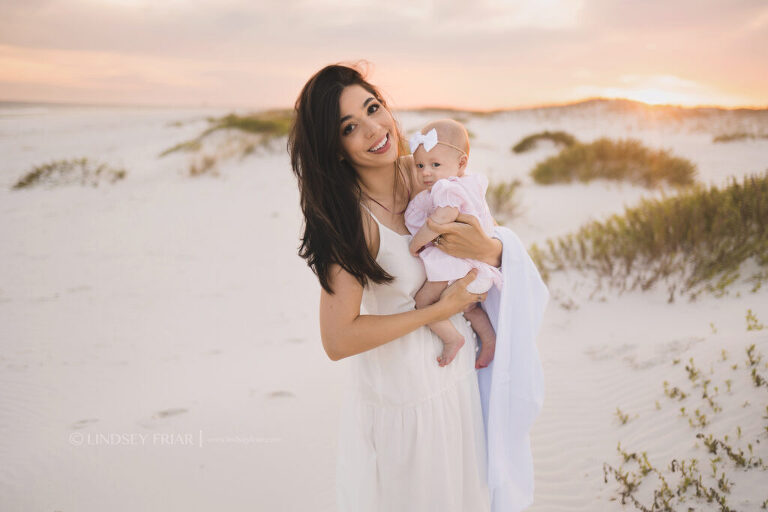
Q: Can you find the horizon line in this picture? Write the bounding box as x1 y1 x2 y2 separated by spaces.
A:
1 96 767 113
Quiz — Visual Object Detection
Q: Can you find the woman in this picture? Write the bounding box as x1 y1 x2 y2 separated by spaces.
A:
288 64 504 511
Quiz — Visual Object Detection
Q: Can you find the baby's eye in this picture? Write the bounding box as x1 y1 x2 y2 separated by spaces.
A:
368 103 380 114
432 163 441 167
416 163 424 168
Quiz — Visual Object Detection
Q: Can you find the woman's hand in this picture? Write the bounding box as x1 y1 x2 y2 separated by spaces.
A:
434 269 486 319
426 213 502 267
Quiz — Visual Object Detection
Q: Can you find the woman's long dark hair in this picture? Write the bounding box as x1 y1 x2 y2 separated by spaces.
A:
288 63 409 294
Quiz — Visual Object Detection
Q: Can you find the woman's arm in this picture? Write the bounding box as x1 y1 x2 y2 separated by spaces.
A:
426 213 503 267
319 264 483 361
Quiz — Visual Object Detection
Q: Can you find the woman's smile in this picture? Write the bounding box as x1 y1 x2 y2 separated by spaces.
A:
368 133 391 153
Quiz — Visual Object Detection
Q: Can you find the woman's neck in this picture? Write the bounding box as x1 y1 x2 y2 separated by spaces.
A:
357 162 397 201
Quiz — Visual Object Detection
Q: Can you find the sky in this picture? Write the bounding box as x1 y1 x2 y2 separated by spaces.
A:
0 0 766 110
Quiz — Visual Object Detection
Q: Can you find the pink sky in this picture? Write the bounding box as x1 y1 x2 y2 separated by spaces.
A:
1 0 766 109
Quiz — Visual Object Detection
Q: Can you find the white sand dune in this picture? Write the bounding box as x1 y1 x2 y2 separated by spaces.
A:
1 100 767 511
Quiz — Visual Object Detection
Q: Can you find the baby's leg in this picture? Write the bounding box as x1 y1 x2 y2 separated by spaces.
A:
414 281 465 367
464 303 496 369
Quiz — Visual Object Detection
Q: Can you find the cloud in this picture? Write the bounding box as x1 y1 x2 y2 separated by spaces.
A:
0 0 764 107
580 0 767 32
0 0 585 56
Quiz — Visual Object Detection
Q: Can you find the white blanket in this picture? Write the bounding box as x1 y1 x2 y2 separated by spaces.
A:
478 226 549 512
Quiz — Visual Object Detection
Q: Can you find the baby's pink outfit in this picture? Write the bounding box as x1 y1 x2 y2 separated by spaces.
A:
405 173 502 294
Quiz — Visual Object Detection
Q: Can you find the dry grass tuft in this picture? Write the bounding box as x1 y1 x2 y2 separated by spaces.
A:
530 172 768 301
511 130 576 153
531 138 697 188
486 179 522 220
12 158 126 189
160 110 293 158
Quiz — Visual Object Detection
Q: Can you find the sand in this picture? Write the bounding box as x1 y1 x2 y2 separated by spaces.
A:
1 100 767 511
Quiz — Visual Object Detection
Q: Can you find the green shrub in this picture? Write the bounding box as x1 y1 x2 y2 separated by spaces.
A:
512 130 576 153
201 110 293 138
160 110 293 157
530 172 768 300
12 158 126 189
531 138 697 188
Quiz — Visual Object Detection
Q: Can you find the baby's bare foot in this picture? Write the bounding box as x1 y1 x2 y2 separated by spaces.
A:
475 336 496 369
437 332 465 367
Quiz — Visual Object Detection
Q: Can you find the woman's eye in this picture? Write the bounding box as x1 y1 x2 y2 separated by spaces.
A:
342 124 354 136
368 103 380 114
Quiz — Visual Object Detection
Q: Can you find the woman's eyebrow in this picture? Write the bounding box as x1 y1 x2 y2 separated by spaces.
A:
340 96 376 124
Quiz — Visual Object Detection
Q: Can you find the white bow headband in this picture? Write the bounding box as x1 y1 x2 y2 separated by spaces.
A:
409 128 467 156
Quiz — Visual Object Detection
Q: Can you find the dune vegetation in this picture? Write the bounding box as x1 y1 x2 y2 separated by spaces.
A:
529 172 768 301
204 110 293 138
604 342 768 511
530 138 697 188
511 130 576 153
486 179 522 220
160 109 294 158
712 132 768 143
188 155 220 178
12 158 126 189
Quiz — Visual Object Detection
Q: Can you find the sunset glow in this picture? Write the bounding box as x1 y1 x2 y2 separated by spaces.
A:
0 0 765 110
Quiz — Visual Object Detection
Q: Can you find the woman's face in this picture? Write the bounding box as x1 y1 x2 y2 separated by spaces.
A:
338 84 398 170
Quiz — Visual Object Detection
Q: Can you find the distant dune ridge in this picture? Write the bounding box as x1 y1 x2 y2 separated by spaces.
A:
1 97 766 511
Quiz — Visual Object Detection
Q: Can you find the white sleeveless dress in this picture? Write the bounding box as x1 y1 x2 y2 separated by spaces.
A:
336 207 491 512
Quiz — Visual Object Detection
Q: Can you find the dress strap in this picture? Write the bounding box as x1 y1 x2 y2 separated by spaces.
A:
360 202 383 227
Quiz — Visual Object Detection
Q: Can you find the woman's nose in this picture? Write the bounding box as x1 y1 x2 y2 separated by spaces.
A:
361 117 378 138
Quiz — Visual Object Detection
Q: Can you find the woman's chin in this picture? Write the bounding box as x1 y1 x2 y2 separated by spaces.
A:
371 146 398 164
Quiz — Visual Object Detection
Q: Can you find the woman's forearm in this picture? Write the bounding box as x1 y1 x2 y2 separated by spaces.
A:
327 303 450 361
481 237 503 267
425 214 503 267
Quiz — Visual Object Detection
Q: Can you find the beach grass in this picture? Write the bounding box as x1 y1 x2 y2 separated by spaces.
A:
12 157 126 189
188 154 219 177
486 179 522 219
530 138 697 188
201 110 293 138
158 139 202 157
160 110 293 158
603 343 768 510
530 171 768 300
511 130 577 153
713 132 768 143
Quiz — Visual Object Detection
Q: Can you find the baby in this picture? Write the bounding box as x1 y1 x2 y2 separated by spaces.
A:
405 119 501 369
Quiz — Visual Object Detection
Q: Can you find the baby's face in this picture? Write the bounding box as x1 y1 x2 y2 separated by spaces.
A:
413 144 464 190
